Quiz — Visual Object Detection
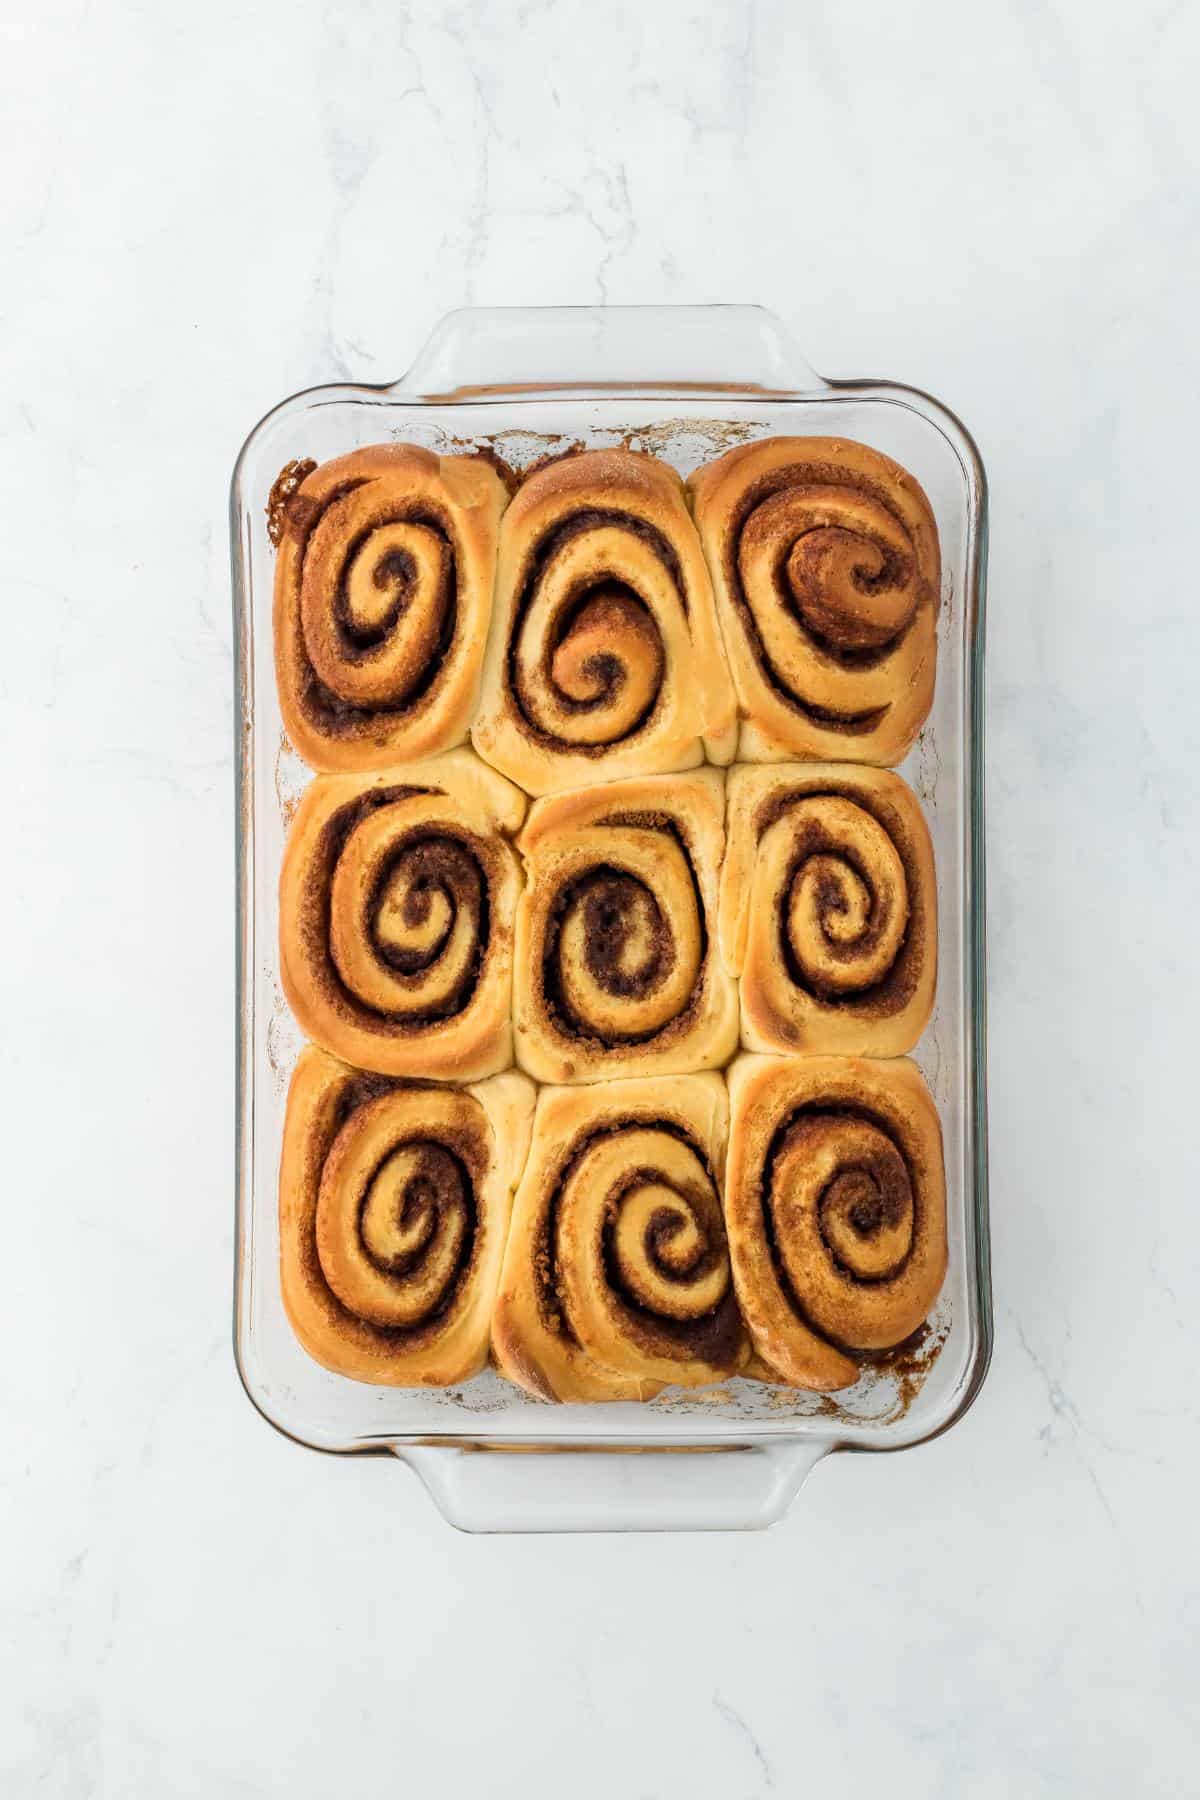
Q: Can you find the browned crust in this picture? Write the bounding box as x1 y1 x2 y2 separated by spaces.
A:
278 750 525 1080
511 769 739 1084
689 436 940 766
472 448 736 795
719 762 937 1056
491 1074 745 1401
273 444 508 772
279 1047 534 1385
724 1054 947 1391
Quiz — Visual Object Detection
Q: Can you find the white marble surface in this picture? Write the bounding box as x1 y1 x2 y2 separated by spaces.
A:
3 0 1197 1793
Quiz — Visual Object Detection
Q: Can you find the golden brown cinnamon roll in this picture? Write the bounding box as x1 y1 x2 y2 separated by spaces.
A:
512 769 738 1084
492 1075 746 1401
689 436 940 765
273 444 507 771
279 750 525 1080
471 449 735 794
725 1055 947 1391
719 763 936 1056
280 1047 534 1385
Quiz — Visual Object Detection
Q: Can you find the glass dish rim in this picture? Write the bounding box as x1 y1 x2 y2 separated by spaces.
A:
230 304 992 1470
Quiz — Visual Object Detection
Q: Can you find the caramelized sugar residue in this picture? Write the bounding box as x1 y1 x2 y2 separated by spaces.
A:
267 458 318 547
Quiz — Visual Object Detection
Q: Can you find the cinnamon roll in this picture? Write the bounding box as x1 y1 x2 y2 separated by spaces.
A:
719 763 936 1056
512 769 739 1084
689 436 940 765
273 444 507 771
471 449 736 794
725 1055 947 1391
279 749 525 1080
492 1075 746 1401
279 1047 535 1385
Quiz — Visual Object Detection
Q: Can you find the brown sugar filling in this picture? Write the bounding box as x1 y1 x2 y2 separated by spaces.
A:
506 507 685 751
756 785 924 1019
723 460 926 731
299 789 491 1032
538 812 708 1047
759 1104 920 1353
535 1118 741 1368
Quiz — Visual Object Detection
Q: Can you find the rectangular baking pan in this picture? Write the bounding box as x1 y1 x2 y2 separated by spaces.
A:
231 304 991 1532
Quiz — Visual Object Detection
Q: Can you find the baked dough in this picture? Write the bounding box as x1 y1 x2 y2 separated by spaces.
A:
689 436 939 764
512 768 739 1083
719 762 936 1056
279 749 525 1080
280 1046 534 1385
724 1054 947 1390
492 1074 746 1401
273 444 507 771
472 449 735 793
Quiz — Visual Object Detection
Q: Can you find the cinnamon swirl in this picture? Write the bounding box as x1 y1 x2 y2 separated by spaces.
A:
279 749 525 1080
273 444 507 771
689 436 940 764
719 763 936 1056
492 1075 746 1401
512 769 738 1083
471 449 735 794
725 1055 947 1390
280 1047 535 1384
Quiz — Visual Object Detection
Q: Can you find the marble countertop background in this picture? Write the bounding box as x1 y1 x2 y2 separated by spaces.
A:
3 1 1196 1794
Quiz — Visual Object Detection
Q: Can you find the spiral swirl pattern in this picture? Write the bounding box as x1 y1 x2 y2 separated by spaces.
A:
720 764 936 1057
690 436 940 765
725 1055 947 1391
472 450 735 795
279 1048 535 1386
491 1076 745 1402
318 1096 476 1330
279 750 525 1080
273 444 508 771
543 829 699 1040
513 771 739 1084
327 813 487 1023
773 798 906 995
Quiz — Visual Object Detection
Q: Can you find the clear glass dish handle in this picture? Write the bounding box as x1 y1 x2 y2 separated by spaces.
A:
397 1441 828 1534
392 304 824 399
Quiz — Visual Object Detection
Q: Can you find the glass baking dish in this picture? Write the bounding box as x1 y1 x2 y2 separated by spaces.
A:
230 305 991 1532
